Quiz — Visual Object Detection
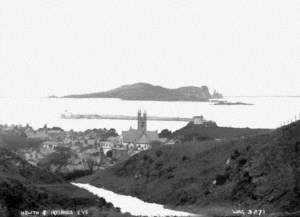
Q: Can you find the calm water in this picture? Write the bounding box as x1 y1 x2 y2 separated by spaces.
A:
1 97 300 133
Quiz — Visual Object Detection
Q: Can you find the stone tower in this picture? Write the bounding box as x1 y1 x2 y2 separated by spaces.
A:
137 109 142 130
137 109 147 132
142 111 147 131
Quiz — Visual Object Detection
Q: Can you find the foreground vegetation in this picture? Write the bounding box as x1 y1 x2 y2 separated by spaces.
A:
80 121 300 216
0 145 132 217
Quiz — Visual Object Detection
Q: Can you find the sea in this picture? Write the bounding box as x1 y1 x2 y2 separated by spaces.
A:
1 96 300 133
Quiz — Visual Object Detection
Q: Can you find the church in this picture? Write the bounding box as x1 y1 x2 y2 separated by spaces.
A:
122 110 159 151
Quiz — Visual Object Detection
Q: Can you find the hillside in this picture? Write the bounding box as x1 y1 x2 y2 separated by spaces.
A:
172 122 271 141
80 121 300 215
0 148 63 184
0 146 132 217
63 82 222 101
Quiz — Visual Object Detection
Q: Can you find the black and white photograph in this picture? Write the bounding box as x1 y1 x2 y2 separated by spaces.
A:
0 0 299 217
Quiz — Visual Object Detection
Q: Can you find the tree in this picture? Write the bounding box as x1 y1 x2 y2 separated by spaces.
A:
38 146 71 170
105 129 118 138
150 140 162 148
159 129 172 138
106 150 113 158
86 158 95 172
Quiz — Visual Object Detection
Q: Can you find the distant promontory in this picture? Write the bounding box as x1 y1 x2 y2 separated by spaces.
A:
63 83 222 101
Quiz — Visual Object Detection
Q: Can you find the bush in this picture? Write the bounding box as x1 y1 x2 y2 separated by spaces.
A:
62 170 93 181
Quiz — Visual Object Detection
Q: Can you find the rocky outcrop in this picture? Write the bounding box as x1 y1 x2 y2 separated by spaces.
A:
212 90 223 99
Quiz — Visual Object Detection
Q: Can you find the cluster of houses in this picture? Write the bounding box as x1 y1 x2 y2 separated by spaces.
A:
0 114 163 170
0 115 162 171
0 112 212 156
0 111 212 171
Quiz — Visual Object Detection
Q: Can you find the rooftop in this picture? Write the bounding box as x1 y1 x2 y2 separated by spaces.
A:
122 128 159 144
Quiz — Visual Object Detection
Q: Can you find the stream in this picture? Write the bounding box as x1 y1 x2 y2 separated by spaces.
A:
72 183 199 217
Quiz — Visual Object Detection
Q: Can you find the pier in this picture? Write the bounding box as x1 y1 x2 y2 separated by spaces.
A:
61 113 192 122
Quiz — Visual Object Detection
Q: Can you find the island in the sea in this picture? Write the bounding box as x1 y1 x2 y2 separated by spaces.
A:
62 82 223 101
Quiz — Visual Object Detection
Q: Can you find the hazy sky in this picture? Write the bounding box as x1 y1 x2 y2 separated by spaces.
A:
0 0 299 97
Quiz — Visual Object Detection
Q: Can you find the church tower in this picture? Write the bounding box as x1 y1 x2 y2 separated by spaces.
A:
137 109 147 132
137 109 142 130
142 111 147 131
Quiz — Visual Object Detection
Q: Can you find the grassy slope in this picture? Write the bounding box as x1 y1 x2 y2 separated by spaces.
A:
80 122 300 214
172 122 271 141
0 148 63 184
0 144 133 217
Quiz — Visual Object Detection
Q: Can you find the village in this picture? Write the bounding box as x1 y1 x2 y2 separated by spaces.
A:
0 111 213 175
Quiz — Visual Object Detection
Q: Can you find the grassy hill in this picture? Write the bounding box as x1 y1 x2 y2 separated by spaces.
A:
172 122 271 141
63 82 221 101
0 145 133 217
0 148 63 184
80 121 300 216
